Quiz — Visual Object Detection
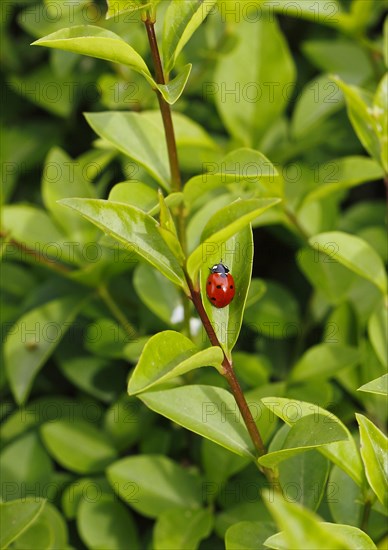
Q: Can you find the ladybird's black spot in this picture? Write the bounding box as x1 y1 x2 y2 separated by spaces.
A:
230 285 233 289
207 281 211 285
211 297 216 301
216 285 222 289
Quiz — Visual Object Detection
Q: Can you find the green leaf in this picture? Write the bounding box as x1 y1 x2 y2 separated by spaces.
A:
128 330 224 394
261 397 364 487
356 413 388 508
77 497 140 550
213 15 295 145
108 181 158 211
40 419 118 474
107 455 202 517
59 198 186 288
153 508 213 550
263 491 376 549
368 301 388 368
133 263 183 325
358 373 388 396
187 198 280 283
4 295 87 404
157 63 192 104
162 0 217 73
62 477 113 520
309 231 387 295
302 39 373 83
297 246 356 304
301 157 384 205
332 76 383 168
106 0 161 19
11 502 69 550
292 74 344 139
278 449 330 511
290 344 359 382
183 148 280 206
200 226 253 355
201 440 249 501
244 280 300 339
258 414 348 468
85 111 170 188
32 26 154 85
226 522 276 550
140 385 256 458
2 205 75 264
42 147 97 243
266 0 344 28
0 499 46 549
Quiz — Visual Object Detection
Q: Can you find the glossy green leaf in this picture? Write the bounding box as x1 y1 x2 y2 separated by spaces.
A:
201 439 249 501
85 112 170 188
157 63 192 104
266 0 344 27
104 395 147 452
153 507 213 550
244 279 300 339
107 455 202 517
301 157 384 205
11 502 68 550
225 521 277 550
32 26 154 85
358 373 388 396
213 15 295 145
2 205 75 264
279 449 330 511
106 0 161 19
134 263 183 325
290 344 359 382
40 419 117 474
77 497 140 550
184 148 280 206
187 198 280 283
292 74 344 139
356 413 388 508
0 498 46 549
309 231 387 295
4 295 86 404
302 39 373 83
140 385 255 458
297 246 356 304
58 354 125 402
59 198 186 288
261 397 364 487
368 301 388 368
263 490 376 549
162 0 217 73
258 414 348 468
128 330 223 394
42 147 97 243
200 226 253 355
62 477 113 520
333 77 382 168
108 181 158 211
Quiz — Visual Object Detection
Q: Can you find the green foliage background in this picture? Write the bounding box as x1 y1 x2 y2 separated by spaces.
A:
1 1 387 549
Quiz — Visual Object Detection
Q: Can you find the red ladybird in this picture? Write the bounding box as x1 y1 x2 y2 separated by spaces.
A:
206 262 235 308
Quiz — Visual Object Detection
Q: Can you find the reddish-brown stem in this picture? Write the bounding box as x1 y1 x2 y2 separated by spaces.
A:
186 275 267 458
144 18 181 193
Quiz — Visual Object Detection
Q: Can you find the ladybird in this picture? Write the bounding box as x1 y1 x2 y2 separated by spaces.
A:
206 262 235 308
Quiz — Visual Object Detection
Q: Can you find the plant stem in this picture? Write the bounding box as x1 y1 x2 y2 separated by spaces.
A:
98 285 137 340
144 18 181 193
360 499 372 532
0 231 71 275
143 13 273 481
186 276 267 458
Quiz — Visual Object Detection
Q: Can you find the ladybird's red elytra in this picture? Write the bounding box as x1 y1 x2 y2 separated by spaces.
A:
206 262 235 308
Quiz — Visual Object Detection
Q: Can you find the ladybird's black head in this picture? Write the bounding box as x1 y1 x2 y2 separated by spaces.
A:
210 262 229 275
